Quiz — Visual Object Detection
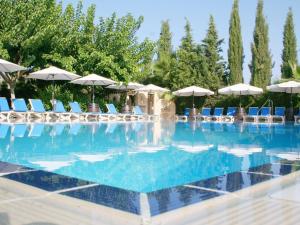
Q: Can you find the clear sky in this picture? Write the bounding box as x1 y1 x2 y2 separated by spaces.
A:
63 0 300 84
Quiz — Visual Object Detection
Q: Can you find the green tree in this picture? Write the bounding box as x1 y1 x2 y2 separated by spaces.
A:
228 0 244 84
249 0 272 88
150 20 174 88
0 0 61 97
289 62 300 80
171 19 210 90
202 15 225 89
79 13 155 82
281 8 298 79
171 19 198 90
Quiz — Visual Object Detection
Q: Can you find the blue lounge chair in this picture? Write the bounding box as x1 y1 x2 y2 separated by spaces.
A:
294 108 300 123
133 105 157 121
222 107 237 122
69 102 98 121
197 108 211 121
176 108 189 121
12 124 27 138
52 100 75 121
11 98 32 120
69 123 81 135
69 102 116 121
272 107 285 123
257 107 272 123
243 107 259 123
106 104 134 121
0 124 10 138
50 124 66 136
28 123 45 137
0 97 12 120
211 108 224 121
29 99 57 121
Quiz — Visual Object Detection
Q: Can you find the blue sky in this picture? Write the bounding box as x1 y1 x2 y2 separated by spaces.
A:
63 0 300 83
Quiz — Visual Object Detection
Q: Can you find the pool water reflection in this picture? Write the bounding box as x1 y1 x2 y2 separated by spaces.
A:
0 121 299 193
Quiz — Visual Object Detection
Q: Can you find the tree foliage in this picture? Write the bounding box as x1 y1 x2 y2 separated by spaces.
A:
170 19 210 90
228 0 244 84
0 0 154 99
281 8 298 79
148 20 174 88
249 0 272 88
202 15 225 89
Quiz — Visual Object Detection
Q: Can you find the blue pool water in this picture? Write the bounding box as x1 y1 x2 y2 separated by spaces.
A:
0 121 299 193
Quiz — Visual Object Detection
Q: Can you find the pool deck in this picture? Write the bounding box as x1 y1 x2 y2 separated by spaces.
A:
0 169 300 225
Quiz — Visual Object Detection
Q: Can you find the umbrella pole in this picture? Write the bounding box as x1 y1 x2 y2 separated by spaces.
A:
239 91 242 108
51 77 55 110
290 87 293 107
192 91 195 109
92 84 95 104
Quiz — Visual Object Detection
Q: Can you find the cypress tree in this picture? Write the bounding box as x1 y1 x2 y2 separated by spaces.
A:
281 8 298 79
157 20 172 60
171 19 197 89
202 15 225 89
151 20 173 88
171 19 209 90
249 0 272 88
228 0 244 84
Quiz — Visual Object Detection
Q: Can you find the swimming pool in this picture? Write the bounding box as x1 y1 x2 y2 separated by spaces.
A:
0 121 300 215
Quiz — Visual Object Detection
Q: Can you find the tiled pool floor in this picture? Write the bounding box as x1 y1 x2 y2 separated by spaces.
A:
1 160 300 218
0 168 300 225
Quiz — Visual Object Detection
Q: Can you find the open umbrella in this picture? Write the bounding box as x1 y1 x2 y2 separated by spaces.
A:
0 59 27 73
71 74 115 103
173 86 214 108
267 81 300 106
218 83 263 107
137 84 169 93
27 66 81 102
107 82 144 91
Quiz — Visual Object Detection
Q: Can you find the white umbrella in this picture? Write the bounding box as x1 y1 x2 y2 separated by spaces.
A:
71 74 115 103
218 83 263 107
0 59 27 73
137 84 169 93
107 82 144 90
27 66 81 101
267 81 300 106
173 86 214 108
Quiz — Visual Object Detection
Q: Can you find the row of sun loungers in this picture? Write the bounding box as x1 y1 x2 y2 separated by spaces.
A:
0 97 156 122
178 106 294 123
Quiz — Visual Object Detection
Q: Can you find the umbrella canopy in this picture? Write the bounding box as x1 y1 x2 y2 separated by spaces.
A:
173 86 214 96
28 66 81 80
173 86 214 108
27 66 81 102
218 83 263 107
267 81 300 93
137 84 169 93
107 82 144 90
71 73 115 86
267 81 300 106
71 74 116 103
218 83 263 95
0 59 27 73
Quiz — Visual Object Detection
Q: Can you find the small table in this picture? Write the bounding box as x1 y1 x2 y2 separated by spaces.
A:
88 103 99 113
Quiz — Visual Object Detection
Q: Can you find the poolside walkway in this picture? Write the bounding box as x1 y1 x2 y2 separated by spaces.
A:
0 171 299 225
